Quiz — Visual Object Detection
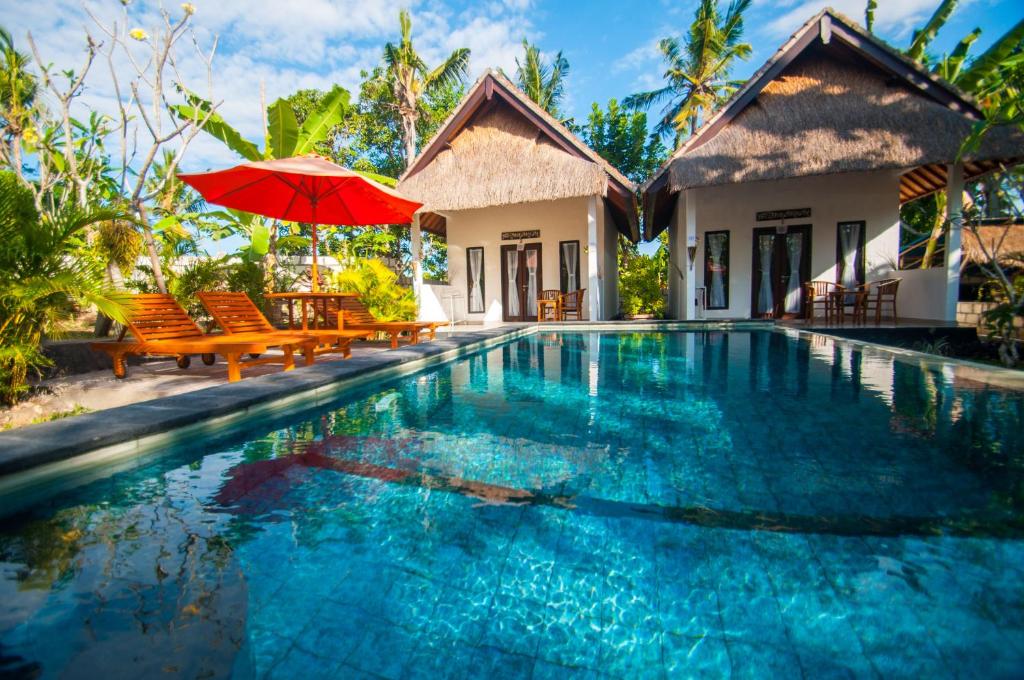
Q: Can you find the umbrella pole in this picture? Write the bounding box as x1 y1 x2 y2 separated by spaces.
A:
311 193 319 293
311 225 319 293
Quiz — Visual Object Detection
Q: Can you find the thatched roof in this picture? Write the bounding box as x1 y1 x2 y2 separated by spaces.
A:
642 8 1024 239
400 105 609 209
663 52 1023 194
399 71 639 241
963 222 1024 266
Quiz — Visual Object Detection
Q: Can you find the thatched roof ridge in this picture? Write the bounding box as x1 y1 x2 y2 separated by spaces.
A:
398 70 639 240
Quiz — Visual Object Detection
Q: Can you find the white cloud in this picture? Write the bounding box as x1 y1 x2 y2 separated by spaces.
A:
4 0 539 169
613 38 661 75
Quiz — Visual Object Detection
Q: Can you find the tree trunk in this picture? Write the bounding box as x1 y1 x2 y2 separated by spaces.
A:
921 192 947 269
135 202 168 293
401 111 417 168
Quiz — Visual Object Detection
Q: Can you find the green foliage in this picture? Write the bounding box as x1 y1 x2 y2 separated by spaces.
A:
618 253 667 317
907 0 959 62
328 258 416 321
624 0 752 141
514 40 570 118
0 172 129 405
576 99 667 185
169 256 227 324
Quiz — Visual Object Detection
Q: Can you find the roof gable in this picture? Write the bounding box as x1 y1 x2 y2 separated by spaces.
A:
402 70 635 193
399 70 639 240
646 8 982 185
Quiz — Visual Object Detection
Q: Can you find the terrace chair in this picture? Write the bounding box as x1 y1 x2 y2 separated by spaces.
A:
198 292 371 358
89 294 318 382
559 289 586 321
325 297 443 350
804 280 840 322
864 278 901 324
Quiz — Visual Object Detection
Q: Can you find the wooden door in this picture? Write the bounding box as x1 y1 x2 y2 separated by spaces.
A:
750 225 811 319
500 243 543 322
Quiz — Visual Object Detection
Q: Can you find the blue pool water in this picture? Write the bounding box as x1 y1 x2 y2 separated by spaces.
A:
2 330 1023 678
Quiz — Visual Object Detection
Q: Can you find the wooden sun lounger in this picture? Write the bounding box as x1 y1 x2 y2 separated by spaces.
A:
198 291 371 358
326 297 443 350
89 293 318 382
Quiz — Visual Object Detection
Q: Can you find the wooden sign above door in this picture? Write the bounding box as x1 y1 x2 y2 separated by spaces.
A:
501 230 540 240
755 208 811 222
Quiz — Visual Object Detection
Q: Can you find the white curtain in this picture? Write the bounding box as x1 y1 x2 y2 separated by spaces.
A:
757 234 774 315
525 249 538 316
468 248 483 312
506 250 520 317
839 223 861 289
784 233 803 314
708 233 726 308
562 241 578 292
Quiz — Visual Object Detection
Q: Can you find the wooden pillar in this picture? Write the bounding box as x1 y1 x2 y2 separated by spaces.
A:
944 163 963 321
411 213 424 320
587 195 600 321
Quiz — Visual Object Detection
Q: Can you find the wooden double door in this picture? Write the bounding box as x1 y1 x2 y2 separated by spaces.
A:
750 225 812 319
501 243 542 322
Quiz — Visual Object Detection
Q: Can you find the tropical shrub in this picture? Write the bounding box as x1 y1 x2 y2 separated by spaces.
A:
619 253 666 317
0 172 128 405
328 258 416 321
169 256 228 326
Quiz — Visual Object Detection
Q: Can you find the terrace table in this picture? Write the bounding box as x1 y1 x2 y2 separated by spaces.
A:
266 292 359 332
828 287 870 325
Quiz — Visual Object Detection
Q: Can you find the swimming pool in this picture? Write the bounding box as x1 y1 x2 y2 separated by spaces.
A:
1 330 1022 678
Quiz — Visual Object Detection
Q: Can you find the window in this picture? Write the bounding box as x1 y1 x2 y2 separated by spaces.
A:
559 240 580 293
836 221 866 289
704 230 729 309
466 247 484 313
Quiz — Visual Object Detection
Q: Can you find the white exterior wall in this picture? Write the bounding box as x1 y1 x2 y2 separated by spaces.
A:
445 195 617 322
664 170 947 319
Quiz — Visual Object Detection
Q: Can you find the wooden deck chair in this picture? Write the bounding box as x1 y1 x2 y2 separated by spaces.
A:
198 292 371 358
326 297 442 350
89 293 318 382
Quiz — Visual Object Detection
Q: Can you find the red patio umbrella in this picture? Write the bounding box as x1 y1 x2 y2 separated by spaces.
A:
178 156 422 291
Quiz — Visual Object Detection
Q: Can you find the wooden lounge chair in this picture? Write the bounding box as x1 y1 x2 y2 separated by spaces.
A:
327 297 442 350
198 292 371 358
89 293 318 382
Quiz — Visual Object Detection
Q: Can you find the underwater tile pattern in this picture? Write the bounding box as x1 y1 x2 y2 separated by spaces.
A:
2 330 1024 678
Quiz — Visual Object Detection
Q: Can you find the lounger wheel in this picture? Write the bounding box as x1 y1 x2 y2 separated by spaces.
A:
176 355 191 369
249 353 262 359
201 353 216 365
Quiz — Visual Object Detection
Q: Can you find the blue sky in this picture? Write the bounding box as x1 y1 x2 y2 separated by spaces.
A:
7 0 1023 251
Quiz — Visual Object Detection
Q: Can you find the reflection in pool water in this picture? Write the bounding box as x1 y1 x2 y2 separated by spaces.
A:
1 330 1022 678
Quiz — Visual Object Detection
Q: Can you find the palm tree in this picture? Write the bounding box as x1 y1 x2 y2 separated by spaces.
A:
0 26 39 179
381 9 470 167
624 0 752 143
514 40 570 118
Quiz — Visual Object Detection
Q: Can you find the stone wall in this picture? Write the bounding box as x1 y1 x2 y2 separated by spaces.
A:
957 301 1024 338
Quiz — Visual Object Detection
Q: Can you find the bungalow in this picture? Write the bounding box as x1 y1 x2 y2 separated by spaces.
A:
643 9 1024 322
397 71 638 323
